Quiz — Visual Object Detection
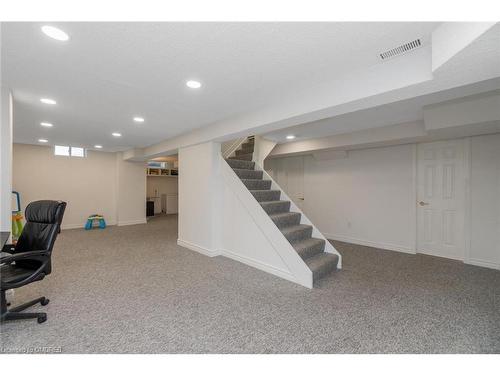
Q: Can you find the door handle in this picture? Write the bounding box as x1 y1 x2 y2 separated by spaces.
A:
298 198 305 201
418 201 429 206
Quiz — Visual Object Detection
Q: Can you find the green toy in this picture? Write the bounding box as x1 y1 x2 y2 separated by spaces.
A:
11 191 24 242
85 214 106 230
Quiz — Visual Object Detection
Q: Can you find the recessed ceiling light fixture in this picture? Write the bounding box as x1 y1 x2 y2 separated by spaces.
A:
112 132 122 137
40 98 57 105
38 138 48 143
40 122 53 127
41 25 70 41
286 135 296 140
186 80 202 89
133 117 145 123
94 145 103 149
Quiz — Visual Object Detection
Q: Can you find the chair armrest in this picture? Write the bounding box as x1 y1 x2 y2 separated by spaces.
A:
0 250 49 264
1 244 16 254
1 251 50 289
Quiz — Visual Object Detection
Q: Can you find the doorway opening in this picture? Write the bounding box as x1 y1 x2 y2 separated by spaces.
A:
146 154 179 220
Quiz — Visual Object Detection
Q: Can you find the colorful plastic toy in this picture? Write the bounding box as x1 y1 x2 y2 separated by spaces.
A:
85 214 106 230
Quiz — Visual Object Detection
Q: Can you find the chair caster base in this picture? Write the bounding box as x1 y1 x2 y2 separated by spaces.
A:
1 293 50 324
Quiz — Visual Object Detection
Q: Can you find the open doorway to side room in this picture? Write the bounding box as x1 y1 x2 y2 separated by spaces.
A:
146 154 179 221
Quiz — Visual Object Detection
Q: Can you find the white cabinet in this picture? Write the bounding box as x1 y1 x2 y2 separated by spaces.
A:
153 197 162 214
166 194 178 214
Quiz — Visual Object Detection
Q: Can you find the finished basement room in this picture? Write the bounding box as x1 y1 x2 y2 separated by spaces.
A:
1 20 499 358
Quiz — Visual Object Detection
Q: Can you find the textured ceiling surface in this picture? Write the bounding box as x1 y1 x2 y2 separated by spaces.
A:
1 22 439 151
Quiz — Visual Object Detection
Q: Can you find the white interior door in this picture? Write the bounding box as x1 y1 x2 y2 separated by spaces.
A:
286 157 305 209
417 139 466 260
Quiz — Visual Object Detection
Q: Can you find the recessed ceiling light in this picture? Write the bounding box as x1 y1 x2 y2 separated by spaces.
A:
40 122 53 127
94 145 103 149
38 139 48 143
133 117 145 123
286 135 296 140
41 25 69 41
186 80 202 89
112 132 122 137
40 98 57 105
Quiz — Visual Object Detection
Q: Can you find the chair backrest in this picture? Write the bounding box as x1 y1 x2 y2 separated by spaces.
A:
14 200 66 274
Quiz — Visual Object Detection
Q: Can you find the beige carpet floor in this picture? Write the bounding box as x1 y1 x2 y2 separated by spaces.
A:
1 214 499 353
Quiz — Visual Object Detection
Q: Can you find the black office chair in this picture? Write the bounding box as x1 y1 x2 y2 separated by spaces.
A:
1 200 66 324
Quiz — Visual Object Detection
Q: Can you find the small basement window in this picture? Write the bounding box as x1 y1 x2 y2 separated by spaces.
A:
54 145 70 156
54 145 87 157
71 147 86 157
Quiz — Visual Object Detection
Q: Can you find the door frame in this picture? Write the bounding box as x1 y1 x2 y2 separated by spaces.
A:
413 137 471 261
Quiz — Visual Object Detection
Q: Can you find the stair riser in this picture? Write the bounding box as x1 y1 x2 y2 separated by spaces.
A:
260 201 291 214
230 153 253 161
271 213 301 228
242 179 272 190
251 190 281 202
236 149 253 156
283 227 313 243
234 169 263 179
241 143 254 152
296 242 325 260
227 159 255 170
312 258 339 282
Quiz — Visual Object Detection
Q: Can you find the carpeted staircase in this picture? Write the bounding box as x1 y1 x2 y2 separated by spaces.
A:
226 137 339 283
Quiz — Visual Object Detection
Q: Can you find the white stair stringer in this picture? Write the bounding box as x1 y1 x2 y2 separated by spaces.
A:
220 154 314 288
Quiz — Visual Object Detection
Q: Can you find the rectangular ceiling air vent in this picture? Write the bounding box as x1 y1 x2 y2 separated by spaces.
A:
379 39 422 60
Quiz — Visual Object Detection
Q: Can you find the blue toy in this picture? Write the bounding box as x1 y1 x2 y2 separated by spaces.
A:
85 214 106 230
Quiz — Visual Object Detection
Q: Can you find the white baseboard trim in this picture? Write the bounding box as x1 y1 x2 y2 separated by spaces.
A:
61 223 85 230
324 233 416 254
177 239 219 257
117 218 147 226
62 221 117 230
219 248 299 285
465 258 500 270
176 240 301 285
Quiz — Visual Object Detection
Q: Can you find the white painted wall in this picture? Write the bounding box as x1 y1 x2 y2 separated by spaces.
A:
252 135 276 166
469 134 500 269
12 144 146 229
146 176 178 198
266 135 500 269
424 92 500 130
267 144 416 253
0 87 13 231
115 153 147 226
177 142 219 254
177 141 313 287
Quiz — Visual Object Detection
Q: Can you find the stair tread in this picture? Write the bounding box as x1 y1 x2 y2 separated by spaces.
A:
229 154 253 161
268 212 301 219
226 159 255 170
249 189 280 193
260 200 289 206
280 224 312 235
292 237 325 251
233 168 263 179
305 253 339 271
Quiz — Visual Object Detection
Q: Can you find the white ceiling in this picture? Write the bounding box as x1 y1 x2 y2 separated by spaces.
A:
263 78 500 142
262 23 500 143
1 22 440 151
